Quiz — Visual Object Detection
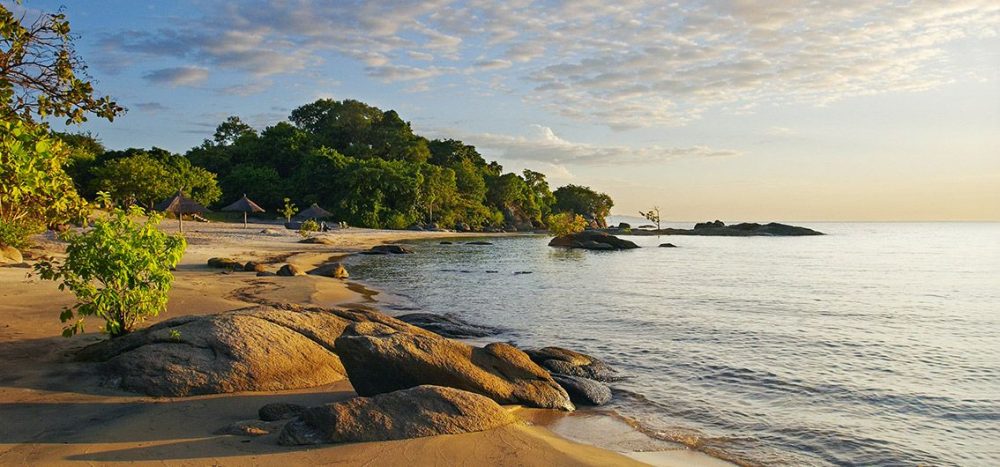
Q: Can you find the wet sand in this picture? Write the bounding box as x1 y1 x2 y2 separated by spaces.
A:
0 220 730 466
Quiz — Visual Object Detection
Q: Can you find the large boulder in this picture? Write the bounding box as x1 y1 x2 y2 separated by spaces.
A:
552 374 612 406
524 346 620 382
75 306 351 396
335 322 573 410
396 313 502 338
0 245 23 264
548 231 639 250
279 385 516 445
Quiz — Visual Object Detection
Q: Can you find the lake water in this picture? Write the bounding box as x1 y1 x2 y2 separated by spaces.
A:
346 222 1000 466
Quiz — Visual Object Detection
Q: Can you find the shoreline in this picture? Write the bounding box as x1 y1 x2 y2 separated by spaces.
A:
0 220 731 466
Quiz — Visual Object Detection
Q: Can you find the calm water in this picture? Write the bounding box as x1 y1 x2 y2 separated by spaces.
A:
347 223 1000 466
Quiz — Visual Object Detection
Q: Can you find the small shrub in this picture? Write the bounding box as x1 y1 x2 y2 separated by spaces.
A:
385 212 410 230
546 212 587 237
34 193 187 338
280 197 298 223
298 219 320 237
0 219 43 250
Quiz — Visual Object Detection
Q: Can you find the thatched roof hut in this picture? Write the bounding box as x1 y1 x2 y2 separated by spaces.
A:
155 191 209 232
294 203 333 220
222 194 265 228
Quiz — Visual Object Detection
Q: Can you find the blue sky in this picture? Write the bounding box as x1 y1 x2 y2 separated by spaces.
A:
15 0 1000 220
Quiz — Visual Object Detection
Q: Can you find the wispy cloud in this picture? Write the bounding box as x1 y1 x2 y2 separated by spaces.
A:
434 124 740 166
142 67 209 86
134 101 169 112
100 0 999 131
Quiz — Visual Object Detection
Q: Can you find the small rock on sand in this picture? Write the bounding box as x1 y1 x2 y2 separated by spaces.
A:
277 264 305 276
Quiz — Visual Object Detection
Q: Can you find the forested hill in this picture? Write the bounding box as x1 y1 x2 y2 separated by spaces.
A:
60 99 614 231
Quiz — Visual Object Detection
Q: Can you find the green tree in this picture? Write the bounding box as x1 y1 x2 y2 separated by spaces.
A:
0 5 123 124
280 197 298 223
0 119 87 247
546 212 587 236
89 151 221 208
640 206 662 230
553 184 614 228
212 116 255 146
0 4 121 247
34 194 186 337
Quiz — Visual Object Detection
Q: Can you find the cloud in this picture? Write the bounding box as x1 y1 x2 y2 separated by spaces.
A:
134 102 169 112
100 0 999 130
219 80 273 96
142 67 209 86
435 124 740 166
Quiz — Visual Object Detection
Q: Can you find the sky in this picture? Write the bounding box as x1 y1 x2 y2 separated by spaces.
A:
14 0 1000 221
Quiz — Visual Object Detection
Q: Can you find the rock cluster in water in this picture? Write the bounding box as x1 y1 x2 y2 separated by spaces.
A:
548 231 639 250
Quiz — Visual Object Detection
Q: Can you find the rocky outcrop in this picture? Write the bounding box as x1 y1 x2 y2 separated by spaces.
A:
277 264 305 276
396 313 502 338
524 346 620 382
659 243 677 248
552 374 612 406
278 385 517 445
335 322 573 410
548 231 639 250
362 244 414 255
465 241 493 245
694 220 726 230
617 222 631 229
207 257 243 269
308 262 349 279
75 306 350 396
0 245 23 264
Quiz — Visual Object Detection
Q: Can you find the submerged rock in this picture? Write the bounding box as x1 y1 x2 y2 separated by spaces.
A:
363 244 414 255
396 313 501 338
335 322 573 410
548 231 639 250
552 374 612 406
466 241 493 245
278 385 517 445
525 346 620 382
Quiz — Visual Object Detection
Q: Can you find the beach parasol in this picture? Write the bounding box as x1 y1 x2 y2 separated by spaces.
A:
221 194 265 228
155 190 209 232
293 203 333 221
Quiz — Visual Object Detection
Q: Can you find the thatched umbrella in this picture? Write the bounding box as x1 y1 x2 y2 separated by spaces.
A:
294 203 333 221
221 194 265 228
155 190 209 232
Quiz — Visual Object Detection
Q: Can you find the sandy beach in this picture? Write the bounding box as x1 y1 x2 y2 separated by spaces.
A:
0 221 731 466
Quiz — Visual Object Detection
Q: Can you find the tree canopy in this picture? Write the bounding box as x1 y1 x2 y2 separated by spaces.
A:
0 4 121 248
